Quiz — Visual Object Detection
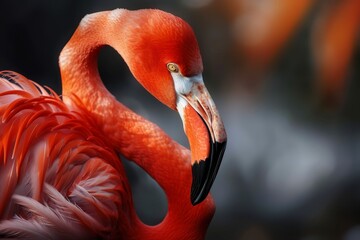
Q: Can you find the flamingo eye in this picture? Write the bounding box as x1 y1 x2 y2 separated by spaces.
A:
167 63 179 73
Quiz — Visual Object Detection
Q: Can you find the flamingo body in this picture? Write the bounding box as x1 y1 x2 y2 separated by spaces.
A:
0 8 227 239
0 71 128 239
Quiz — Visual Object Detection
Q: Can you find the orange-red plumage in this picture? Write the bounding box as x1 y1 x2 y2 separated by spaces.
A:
0 8 226 239
0 71 129 238
183 105 210 163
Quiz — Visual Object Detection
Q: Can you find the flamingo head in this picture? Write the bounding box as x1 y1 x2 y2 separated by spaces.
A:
116 9 227 205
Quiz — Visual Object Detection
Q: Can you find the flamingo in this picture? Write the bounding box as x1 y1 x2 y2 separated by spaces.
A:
0 8 227 240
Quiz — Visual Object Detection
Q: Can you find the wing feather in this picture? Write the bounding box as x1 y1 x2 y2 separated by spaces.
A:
0 72 131 238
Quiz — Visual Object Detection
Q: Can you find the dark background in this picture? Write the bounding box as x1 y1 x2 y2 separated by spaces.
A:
1 1 360 239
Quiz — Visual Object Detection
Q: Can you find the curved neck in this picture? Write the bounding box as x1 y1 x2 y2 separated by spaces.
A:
60 9 188 203
59 9 214 239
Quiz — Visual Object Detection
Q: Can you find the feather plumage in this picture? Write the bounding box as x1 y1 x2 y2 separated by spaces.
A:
0 9 226 240
0 71 131 239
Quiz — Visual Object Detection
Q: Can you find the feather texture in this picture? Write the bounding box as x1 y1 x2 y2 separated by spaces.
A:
0 71 131 239
0 9 224 240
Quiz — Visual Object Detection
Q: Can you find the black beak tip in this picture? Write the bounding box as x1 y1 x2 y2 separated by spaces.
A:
191 160 210 206
190 140 227 206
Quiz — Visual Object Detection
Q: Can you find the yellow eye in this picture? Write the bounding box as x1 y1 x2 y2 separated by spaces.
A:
167 63 179 73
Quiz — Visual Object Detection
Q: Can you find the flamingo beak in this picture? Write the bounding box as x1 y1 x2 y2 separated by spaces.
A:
173 73 227 205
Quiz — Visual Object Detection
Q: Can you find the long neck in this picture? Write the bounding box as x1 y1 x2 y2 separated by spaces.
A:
59 10 214 239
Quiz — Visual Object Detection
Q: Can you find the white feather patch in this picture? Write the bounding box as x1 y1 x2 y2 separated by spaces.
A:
78 12 102 30
108 8 125 22
171 73 203 95
176 96 188 124
173 74 203 129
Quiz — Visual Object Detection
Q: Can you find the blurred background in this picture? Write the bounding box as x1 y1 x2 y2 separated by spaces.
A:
1 0 360 239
